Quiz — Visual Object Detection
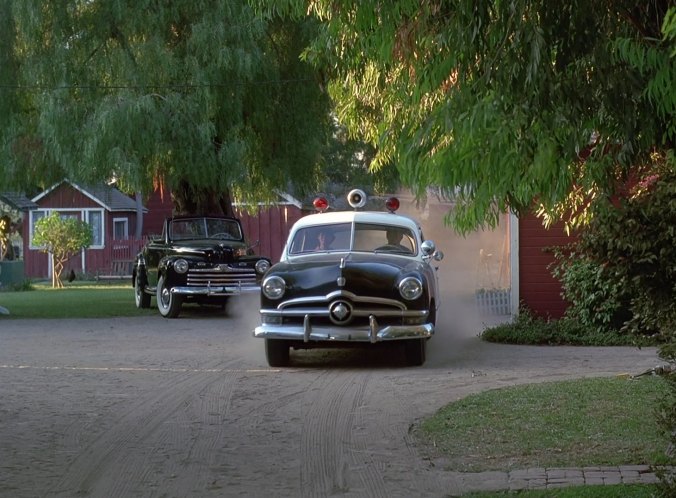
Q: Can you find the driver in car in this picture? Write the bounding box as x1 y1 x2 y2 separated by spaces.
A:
385 228 412 252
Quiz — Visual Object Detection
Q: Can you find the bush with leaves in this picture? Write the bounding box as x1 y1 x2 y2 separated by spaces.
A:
32 213 93 289
550 245 633 337
578 164 676 341
481 306 644 346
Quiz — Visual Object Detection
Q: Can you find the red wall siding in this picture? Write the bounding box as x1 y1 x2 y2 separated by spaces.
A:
143 187 173 236
236 204 305 263
23 183 142 278
39 184 99 209
519 213 576 318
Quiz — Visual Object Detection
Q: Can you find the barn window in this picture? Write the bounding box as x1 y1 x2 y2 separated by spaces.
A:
29 209 47 248
86 210 104 248
113 218 129 240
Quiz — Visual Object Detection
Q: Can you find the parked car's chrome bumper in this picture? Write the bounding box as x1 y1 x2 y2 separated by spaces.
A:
170 284 261 297
254 318 434 343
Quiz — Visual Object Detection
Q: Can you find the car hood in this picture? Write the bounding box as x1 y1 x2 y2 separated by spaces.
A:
270 252 426 299
171 239 247 262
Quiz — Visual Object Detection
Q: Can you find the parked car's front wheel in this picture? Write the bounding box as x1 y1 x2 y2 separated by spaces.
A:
157 274 182 318
134 273 151 309
265 339 290 367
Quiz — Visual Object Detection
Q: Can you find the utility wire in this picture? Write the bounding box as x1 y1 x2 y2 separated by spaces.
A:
0 78 317 92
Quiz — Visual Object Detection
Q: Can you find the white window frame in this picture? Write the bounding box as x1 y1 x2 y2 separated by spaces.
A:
31 209 106 249
113 217 129 240
85 209 105 249
29 209 49 249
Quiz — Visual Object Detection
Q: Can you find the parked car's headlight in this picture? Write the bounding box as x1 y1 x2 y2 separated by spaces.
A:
174 258 189 274
262 276 286 299
255 259 271 274
399 277 423 300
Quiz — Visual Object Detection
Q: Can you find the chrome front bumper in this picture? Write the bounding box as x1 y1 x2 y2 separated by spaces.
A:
253 317 434 343
170 284 260 297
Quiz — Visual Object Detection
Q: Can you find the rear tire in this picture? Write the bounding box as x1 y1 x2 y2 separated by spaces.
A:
265 339 290 367
157 274 182 318
134 273 151 309
403 339 426 366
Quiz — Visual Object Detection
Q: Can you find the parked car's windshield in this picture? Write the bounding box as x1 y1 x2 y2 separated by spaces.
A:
288 222 415 255
169 218 242 241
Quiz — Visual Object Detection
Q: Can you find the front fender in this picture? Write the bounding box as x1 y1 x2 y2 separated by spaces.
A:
132 256 144 287
157 256 188 287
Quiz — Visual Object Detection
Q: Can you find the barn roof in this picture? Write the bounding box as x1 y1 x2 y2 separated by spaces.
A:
0 192 38 211
33 180 147 212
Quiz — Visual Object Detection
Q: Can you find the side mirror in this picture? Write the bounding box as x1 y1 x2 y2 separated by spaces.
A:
421 240 443 261
421 240 436 257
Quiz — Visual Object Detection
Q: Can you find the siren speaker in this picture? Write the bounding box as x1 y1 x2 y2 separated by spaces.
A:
347 189 367 209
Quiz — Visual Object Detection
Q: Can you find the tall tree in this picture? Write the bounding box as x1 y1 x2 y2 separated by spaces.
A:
0 1 332 214
254 0 676 232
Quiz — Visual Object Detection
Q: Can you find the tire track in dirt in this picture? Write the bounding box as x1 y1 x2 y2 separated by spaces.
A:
299 369 391 498
170 370 238 496
50 357 243 497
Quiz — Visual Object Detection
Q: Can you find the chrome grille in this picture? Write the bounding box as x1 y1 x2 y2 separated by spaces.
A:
186 267 257 287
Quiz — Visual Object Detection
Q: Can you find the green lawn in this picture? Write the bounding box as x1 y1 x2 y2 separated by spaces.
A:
0 281 156 318
418 376 669 473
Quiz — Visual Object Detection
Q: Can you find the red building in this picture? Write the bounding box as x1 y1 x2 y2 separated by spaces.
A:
24 180 172 279
510 212 575 319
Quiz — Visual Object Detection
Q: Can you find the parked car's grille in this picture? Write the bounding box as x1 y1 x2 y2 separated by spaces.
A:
187 267 258 287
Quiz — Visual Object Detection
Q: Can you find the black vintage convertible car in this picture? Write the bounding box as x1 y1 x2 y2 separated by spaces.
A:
254 189 444 366
133 215 270 318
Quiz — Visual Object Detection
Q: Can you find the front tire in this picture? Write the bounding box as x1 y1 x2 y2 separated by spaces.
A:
134 274 151 309
403 339 426 366
265 339 290 367
157 274 182 318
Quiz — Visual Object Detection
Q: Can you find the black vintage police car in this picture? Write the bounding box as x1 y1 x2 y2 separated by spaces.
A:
133 215 270 318
254 189 444 366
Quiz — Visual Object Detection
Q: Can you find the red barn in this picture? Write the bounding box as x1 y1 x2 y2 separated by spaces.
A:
24 180 172 279
510 212 575 319
234 192 307 264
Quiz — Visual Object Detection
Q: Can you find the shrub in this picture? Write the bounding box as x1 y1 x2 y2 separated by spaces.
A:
550 245 632 336
579 167 676 341
480 306 647 346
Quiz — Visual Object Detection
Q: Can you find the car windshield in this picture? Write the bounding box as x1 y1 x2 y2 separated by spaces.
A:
288 222 415 255
169 218 242 241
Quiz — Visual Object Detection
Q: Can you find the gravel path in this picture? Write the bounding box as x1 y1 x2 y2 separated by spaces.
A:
0 296 662 497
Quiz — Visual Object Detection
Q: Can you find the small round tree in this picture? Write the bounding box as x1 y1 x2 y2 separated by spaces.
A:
32 213 93 288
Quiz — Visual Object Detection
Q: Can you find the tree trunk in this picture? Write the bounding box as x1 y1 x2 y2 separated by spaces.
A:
134 191 144 239
173 180 234 217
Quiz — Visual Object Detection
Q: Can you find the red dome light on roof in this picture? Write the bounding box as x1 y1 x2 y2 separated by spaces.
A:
385 197 400 213
313 197 329 212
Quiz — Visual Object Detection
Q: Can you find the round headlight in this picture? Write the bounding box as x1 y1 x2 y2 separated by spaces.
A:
174 258 189 274
255 259 271 274
399 277 423 300
262 276 286 300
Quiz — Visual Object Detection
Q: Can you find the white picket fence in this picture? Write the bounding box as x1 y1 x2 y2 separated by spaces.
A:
475 288 511 316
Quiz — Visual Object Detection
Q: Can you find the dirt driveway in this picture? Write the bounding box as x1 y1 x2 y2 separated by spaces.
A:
0 296 661 497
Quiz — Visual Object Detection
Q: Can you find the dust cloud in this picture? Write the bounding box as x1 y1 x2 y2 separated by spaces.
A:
394 194 512 350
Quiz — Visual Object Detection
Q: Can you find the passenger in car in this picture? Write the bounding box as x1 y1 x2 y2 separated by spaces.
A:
314 230 335 250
